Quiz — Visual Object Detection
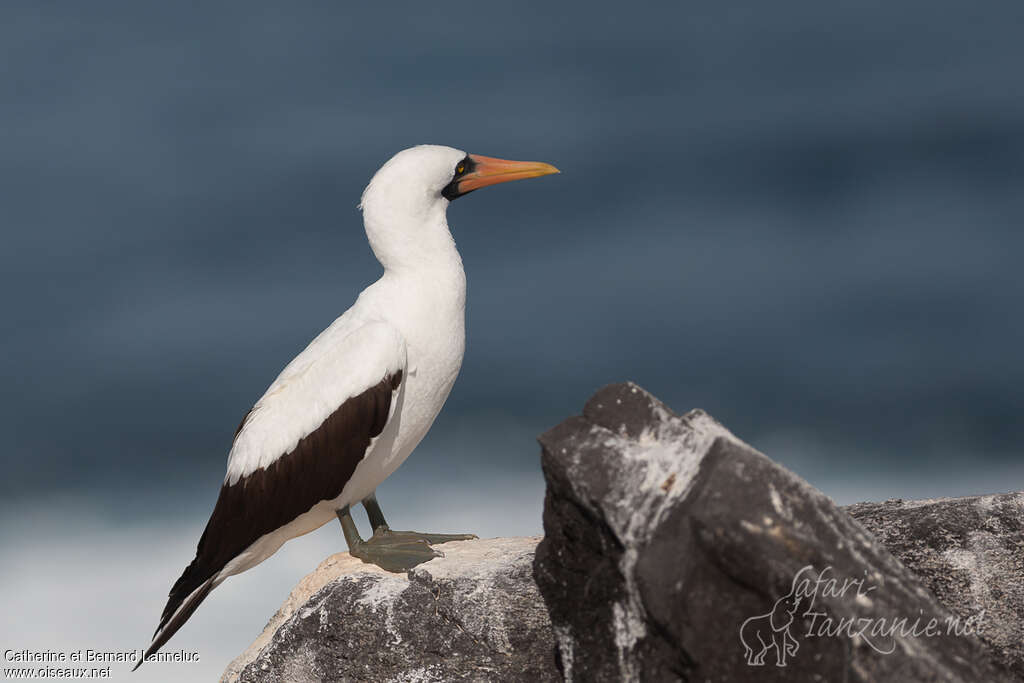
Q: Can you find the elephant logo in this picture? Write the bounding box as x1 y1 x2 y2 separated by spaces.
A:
739 582 803 666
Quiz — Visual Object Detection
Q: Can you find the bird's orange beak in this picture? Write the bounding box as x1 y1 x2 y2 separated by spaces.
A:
445 154 560 199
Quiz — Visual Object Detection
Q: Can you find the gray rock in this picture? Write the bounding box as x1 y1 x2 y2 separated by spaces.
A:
223 537 557 683
533 382 1015 682
222 383 1023 683
847 493 1024 678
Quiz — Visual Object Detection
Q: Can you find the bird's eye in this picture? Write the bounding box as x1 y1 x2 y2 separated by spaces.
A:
456 164 465 175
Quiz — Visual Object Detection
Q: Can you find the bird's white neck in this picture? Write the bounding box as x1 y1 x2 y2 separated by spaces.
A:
359 199 466 338
362 181 462 266
357 157 468 350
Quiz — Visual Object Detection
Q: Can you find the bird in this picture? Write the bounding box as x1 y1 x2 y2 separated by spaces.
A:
135 145 559 670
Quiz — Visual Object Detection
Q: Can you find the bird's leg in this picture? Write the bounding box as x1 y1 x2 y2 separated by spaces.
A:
336 505 365 550
336 504 442 574
362 493 390 533
361 492 478 545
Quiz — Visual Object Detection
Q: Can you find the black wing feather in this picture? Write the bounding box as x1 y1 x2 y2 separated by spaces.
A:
136 371 402 669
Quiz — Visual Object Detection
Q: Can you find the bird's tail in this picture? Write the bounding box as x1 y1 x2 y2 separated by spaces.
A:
132 572 217 672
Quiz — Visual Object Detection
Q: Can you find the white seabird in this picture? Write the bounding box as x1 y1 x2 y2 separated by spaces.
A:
136 145 559 668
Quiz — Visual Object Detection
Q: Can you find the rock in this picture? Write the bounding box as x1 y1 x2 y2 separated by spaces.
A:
222 537 556 683
533 382 1015 682
847 493 1024 678
222 383 1023 682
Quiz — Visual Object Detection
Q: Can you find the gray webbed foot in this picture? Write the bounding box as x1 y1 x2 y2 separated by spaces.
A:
335 495 477 574
351 527 444 573
373 528 478 545
362 492 477 546
337 505 440 573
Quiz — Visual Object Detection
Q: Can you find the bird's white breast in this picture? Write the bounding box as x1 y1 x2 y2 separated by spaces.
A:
321 263 466 509
364 267 466 470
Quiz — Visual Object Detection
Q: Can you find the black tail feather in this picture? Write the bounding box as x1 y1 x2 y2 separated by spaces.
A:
133 372 405 672
133 575 216 672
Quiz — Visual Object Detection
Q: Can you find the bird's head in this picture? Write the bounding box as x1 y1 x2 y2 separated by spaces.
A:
360 145 559 270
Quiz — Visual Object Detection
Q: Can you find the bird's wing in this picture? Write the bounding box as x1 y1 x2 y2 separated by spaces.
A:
226 314 406 484
138 318 407 668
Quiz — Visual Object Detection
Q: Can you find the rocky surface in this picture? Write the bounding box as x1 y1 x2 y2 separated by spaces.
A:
848 493 1024 678
223 382 1024 682
222 537 555 683
533 382 1015 682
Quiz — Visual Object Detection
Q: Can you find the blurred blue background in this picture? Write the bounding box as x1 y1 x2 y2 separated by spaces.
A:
2 1 1022 679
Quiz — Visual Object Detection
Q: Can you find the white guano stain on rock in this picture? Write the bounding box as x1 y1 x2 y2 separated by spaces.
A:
223 537 551 682
355 574 409 610
558 404 740 678
611 597 647 681
552 623 575 682
590 411 735 548
411 537 541 655
354 574 409 646
223 553 399 682
384 664 445 683
943 531 1003 610
769 483 794 522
